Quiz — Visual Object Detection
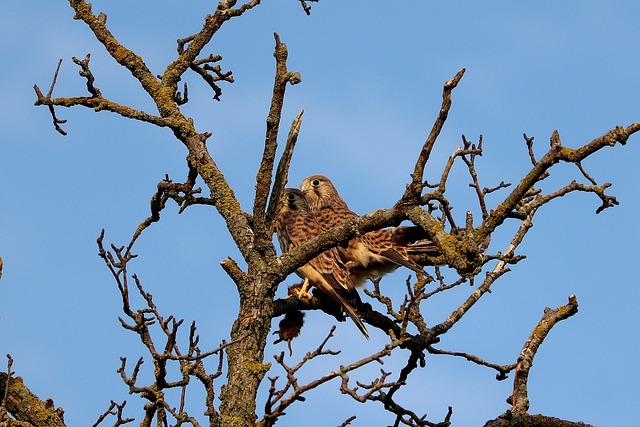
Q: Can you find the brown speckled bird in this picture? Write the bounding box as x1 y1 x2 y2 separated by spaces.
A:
300 175 437 286
274 188 370 339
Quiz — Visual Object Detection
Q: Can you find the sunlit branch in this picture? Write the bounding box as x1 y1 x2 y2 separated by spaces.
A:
0 358 66 427
68 1 161 99
508 295 579 413
33 55 172 134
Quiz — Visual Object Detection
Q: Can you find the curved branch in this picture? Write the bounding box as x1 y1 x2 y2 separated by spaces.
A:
68 1 162 104
508 295 579 413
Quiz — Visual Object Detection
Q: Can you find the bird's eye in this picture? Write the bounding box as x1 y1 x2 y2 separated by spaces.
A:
312 179 320 187
287 193 296 201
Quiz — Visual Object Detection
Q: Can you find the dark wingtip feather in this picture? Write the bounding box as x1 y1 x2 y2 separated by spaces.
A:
320 273 370 339
380 248 425 274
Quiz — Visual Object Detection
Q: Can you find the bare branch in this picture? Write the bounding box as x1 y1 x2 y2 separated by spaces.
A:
406 68 466 200
427 346 515 380
97 227 233 427
254 33 302 241
32 59 68 135
72 54 101 97
339 351 453 427
162 0 261 89
1 355 13 410
92 401 134 427
484 412 595 427
298 0 319 15
525 179 618 215
476 124 640 241
266 109 304 229
176 36 233 101
338 415 357 427
508 295 579 413
68 1 163 101
432 206 537 336
263 332 406 426
34 54 172 132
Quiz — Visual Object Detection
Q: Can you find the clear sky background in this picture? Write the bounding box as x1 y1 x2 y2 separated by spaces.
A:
1 1 639 426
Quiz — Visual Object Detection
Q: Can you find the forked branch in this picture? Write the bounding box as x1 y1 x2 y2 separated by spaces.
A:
254 33 302 240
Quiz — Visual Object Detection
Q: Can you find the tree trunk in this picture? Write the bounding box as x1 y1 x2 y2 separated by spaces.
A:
219 275 275 427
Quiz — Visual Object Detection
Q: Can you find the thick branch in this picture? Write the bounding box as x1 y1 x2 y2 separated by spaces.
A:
68 1 163 108
274 206 405 282
0 373 66 427
34 92 172 128
484 413 595 427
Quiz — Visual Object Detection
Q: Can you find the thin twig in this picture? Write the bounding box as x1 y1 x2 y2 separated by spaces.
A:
1 354 13 410
407 68 466 199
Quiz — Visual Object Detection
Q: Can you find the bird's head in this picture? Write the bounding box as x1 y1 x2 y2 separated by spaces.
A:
300 175 341 208
281 188 310 213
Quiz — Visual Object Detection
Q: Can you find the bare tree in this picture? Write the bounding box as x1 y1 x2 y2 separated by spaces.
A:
1 1 636 426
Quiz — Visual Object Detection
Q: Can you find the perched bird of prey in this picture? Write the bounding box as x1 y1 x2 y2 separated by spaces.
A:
300 175 437 286
274 188 370 339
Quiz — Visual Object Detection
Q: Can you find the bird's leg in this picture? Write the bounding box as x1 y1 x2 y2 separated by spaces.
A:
296 278 313 301
285 279 313 301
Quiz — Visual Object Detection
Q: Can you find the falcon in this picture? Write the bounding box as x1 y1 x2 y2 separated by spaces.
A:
300 175 437 286
274 188 370 339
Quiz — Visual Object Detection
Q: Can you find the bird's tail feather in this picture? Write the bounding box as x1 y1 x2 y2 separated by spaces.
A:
320 273 370 339
342 302 370 339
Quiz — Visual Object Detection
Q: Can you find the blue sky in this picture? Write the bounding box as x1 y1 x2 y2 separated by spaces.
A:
1 1 639 426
